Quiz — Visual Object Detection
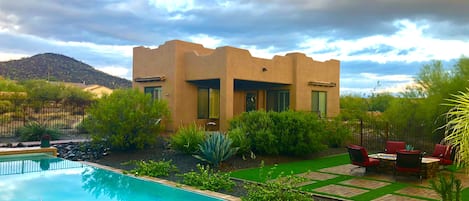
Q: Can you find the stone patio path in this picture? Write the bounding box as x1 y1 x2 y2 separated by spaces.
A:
279 163 469 200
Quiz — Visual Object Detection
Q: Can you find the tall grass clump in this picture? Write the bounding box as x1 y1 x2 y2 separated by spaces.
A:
170 123 206 154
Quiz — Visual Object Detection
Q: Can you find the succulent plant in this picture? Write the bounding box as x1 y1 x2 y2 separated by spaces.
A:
193 132 239 168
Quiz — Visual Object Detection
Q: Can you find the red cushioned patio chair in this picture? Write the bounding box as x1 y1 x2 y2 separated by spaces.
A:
394 150 423 182
347 145 380 173
385 141 406 154
431 144 453 166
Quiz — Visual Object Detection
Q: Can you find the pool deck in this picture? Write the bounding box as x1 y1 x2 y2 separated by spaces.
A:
0 139 89 147
82 161 241 201
0 139 89 157
0 146 57 156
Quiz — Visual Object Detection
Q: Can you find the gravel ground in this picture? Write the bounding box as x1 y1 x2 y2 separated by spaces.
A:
91 137 346 199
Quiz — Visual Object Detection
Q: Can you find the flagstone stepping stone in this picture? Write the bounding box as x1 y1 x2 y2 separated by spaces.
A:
339 178 390 189
395 187 440 200
314 184 368 198
296 171 338 181
371 194 428 201
319 164 364 175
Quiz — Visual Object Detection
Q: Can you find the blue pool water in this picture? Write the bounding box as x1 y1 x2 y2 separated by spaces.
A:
0 154 224 201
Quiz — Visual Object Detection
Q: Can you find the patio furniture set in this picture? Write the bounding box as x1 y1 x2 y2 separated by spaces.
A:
347 141 454 182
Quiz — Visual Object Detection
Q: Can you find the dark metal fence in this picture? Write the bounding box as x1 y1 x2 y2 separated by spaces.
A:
0 157 84 176
0 105 86 137
346 119 435 154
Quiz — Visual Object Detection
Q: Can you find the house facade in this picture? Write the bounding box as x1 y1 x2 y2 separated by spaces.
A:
133 40 340 131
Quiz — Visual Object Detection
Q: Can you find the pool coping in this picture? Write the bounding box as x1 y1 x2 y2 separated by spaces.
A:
81 161 241 201
0 146 57 156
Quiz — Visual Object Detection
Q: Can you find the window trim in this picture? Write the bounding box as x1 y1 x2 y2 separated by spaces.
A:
144 86 162 101
197 87 220 119
312 91 327 118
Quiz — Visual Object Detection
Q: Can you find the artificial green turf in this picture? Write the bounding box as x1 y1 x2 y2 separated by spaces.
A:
229 153 467 201
230 153 349 182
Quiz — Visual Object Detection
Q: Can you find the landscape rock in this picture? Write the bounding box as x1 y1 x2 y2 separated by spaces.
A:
54 142 110 161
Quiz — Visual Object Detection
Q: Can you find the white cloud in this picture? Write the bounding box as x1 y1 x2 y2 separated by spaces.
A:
238 45 282 59
188 34 222 49
52 40 134 58
299 19 469 63
96 66 130 79
0 52 30 61
359 73 414 82
148 0 195 12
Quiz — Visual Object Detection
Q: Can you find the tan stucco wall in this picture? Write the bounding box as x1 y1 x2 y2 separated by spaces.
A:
133 40 340 132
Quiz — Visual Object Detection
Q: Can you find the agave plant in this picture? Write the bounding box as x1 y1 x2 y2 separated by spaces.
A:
193 132 239 168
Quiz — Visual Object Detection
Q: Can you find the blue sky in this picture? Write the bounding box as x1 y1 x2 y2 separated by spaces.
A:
1 0 468 95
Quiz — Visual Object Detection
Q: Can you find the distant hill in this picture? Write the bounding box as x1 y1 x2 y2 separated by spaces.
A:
0 53 132 89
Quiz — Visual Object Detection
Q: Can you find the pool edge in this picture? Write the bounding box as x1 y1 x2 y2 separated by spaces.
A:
80 161 241 201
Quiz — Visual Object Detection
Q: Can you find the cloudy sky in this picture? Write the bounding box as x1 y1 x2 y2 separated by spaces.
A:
1 0 468 95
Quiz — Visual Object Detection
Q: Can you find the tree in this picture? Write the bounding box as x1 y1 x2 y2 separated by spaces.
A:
61 85 95 106
21 80 64 105
368 92 394 112
339 94 368 120
84 88 170 150
383 57 469 142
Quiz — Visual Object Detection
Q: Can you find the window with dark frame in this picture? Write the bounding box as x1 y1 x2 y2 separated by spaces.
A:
266 90 290 112
312 91 327 118
144 86 162 101
197 88 220 119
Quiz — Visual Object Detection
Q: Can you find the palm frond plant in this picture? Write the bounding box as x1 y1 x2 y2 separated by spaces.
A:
442 89 469 168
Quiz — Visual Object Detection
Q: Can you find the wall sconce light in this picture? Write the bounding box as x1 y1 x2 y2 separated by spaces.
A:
262 67 268 72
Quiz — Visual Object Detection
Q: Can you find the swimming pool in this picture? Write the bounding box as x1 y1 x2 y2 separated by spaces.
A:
0 153 224 201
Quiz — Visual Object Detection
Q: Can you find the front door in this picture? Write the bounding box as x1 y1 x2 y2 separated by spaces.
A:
246 92 257 112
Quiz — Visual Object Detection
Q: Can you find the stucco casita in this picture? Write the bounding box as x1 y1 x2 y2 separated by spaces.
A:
133 40 340 131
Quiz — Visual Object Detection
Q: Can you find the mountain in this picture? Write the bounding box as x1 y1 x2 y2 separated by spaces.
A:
0 53 131 89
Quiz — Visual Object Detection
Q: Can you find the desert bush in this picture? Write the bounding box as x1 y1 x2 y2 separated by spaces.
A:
230 110 327 156
124 160 178 177
179 164 235 191
230 110 277 155
227 127 252 157
84 88 170 150
0 100 12 113
170 123 205 154
269 111 326 155
16 121 61 141
193 132 239 168
323 118 352 148
75 118 89 134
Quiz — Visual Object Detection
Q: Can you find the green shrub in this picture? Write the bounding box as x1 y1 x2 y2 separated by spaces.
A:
193 132 239 168
230 110 277 155
84 89 170 150
179 164 235 191
230 110 327 156
123 160 178 177
75 118 89 134
323 118 352 148
0 100 12 113
430 173 462 201
227 127 253 158
242 163 311 201
16 121 61 141
269 111 326 155
170 123 205 154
